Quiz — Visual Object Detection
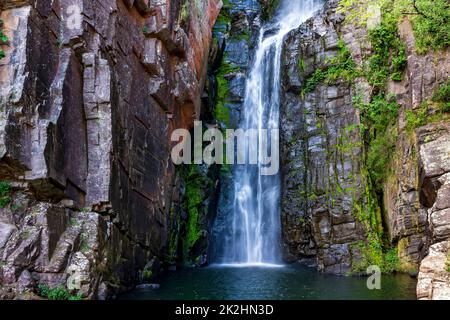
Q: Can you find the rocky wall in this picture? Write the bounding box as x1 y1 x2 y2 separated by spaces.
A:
0 0 221 299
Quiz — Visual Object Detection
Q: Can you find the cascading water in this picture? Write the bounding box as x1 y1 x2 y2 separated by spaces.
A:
214 0 322 266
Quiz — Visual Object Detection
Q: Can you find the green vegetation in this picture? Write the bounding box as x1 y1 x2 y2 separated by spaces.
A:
405 103 428 132
299 1 447 274
180 0 190 23
79 234 90 253
180 165 208 262
354 94 400 188
301 40 358 95
405 82 450 132
0 19 8 60
37 284 82 300
259 0 281 21
69 217 80 227
20 230 30 240
215 59 239 128
446 252 450 273
432 80 450 113
338 0 449 54
0 181 12 208
353 237 401 274
142 267 153 282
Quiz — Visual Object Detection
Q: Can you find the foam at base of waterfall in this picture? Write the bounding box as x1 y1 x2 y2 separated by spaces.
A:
209 262 286 269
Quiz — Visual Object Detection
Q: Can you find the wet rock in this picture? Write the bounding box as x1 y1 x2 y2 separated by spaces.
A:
280 0 365 272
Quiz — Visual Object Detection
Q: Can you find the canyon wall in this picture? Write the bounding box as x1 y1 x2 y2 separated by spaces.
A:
0 0 221 299
280 0 450 298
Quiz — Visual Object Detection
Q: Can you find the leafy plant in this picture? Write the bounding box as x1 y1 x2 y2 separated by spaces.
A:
79 233 90 253
0 181 11 208
37 284 82 300
354 94 400 188
259 0 281 21
367 21 407 89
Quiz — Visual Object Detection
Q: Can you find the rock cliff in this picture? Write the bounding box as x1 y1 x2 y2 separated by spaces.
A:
280 0 449 299
0 0 449 301
0 0 221 299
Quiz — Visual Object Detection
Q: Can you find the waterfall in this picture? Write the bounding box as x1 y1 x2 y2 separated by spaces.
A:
214 0 322 266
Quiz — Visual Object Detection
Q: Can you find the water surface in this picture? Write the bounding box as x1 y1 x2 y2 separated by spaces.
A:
120 264 417 300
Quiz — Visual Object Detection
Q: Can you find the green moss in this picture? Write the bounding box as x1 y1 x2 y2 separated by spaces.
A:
180 165 208 262
180 0 190 22
216 1 232 27
406 96 450 133
166 207 179 265
0 181 11 208
384 248 401 273
410 0 450 54
339 0 449 55
446 253 450 273
405 103 428 132
142 268 153 282
351 176 401 274
365 17 408 90
69 217 79 227
259 0 281 21
37 284 82 300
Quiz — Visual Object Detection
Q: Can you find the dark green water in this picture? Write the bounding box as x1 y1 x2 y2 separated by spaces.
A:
120 264 417 300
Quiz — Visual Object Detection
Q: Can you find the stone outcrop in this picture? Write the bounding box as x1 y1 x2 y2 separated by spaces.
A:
0 0 221 299
383 18 449 275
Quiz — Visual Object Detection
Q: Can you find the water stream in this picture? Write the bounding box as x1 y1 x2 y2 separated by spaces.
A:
122 1 418 300
215 0 323 265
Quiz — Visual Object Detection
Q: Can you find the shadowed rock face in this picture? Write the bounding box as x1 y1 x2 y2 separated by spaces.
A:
0 0 220 299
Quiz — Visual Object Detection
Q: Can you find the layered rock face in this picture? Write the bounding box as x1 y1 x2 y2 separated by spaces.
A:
0 0 220 299
280 0 450 290
388 19 450 300
280 0 366 273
